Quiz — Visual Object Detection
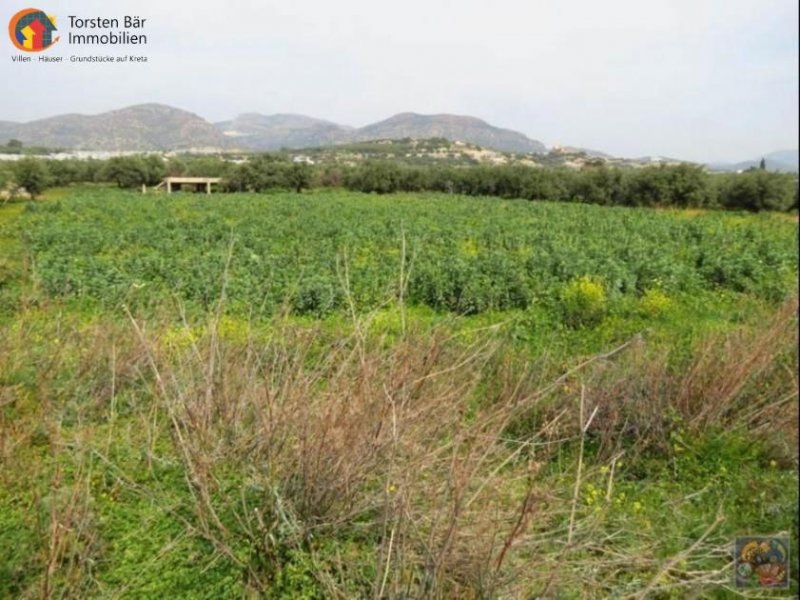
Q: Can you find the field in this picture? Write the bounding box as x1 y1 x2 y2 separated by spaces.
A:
1 187 798 597
13 188 798 314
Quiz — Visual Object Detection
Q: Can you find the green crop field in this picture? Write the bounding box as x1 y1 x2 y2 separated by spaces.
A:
1 186 798 597
15 188 798 312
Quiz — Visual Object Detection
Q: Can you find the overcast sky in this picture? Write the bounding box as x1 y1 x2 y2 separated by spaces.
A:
2 0 797 161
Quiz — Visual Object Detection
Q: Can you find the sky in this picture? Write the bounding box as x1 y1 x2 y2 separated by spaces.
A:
2 0 797 162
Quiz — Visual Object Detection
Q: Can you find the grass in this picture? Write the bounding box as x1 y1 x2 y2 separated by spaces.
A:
0 187 797 597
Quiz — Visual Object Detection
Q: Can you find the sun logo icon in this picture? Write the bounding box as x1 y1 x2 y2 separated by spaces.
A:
9 8 59 52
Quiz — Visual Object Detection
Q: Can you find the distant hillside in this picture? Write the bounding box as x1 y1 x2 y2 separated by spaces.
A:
552 145 612 158
291 138 534 167
216 111 546 154
0 122 17 140
0 105 546 154
282 139 698 172
216 113 354 150
0 104 230 151
352 113 546 154
765 149 799 169
707 150 799 173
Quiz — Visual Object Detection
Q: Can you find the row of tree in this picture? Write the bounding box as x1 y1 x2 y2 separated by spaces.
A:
2 155 797 212
341 162 798 211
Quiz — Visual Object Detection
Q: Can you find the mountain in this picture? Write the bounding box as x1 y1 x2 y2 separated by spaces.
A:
216 113 354 150
759 149 799 172
216 111 546 154
352 113 546 154
706 150 799 173
0 105 546 154
0 104 230 151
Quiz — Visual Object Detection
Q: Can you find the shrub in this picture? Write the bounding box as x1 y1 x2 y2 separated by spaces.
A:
719 171 797 212
101 155 165 189
561 276 607 327
13 157 51 198
637 287 672 318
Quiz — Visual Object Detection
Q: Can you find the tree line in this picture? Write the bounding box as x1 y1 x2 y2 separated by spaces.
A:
2 154 797 212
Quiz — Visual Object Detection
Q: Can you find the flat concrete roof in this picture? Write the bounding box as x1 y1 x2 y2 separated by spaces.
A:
164 177 222 183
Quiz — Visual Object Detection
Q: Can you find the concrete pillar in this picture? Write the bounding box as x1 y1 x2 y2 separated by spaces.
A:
206 181 211 194
167 180 172 194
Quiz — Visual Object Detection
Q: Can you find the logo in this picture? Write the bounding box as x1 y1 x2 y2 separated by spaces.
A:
734 537 789 588
8 8 59 52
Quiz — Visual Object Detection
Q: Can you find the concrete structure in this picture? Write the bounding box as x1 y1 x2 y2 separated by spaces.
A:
146 176 222 194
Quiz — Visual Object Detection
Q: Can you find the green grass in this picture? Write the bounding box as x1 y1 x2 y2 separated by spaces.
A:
0 187 797 597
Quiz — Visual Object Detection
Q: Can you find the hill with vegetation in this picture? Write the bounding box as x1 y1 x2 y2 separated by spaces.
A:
351 112 546 153
216 111 547 154
282 139 707 171
2 105 546 154
0 104 231 152
215 113 354 150
216 111 547 153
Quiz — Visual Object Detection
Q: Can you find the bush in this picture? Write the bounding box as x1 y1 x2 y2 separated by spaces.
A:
344 161 403 194
13 158 51 198
561 276 607 327
101 155 165 189
637 287 672 318
719 171 797 212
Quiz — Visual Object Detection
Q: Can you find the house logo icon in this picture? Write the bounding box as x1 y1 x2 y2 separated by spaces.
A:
8 8 59 51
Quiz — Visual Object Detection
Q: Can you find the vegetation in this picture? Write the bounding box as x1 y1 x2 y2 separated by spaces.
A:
0 139 60 155
1 154 797 212
224 155 312 193
11 158 51 199
0 185 797 597
100 154 166 189
719 169 799 212
17 189 797 317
